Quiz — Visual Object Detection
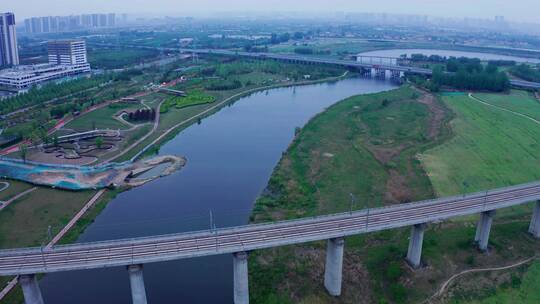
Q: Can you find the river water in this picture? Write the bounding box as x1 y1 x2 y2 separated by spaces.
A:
359 48 540 64
39 77 397 303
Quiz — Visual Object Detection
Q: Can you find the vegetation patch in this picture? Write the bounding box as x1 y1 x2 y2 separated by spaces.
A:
422 92 540 196
160 90 216 113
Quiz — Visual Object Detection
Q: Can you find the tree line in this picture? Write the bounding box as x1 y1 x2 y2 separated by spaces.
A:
128 108 156 122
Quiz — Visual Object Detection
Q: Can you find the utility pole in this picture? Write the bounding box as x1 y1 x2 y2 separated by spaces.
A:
349 193 356 215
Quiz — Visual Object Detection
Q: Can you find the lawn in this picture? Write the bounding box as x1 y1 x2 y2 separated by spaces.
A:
64 103 143 131
0 187 96 249
422 92 540 197
0 179 34 202
473 90 540 121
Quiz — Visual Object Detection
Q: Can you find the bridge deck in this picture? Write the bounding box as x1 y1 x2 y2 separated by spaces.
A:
0 181 539 275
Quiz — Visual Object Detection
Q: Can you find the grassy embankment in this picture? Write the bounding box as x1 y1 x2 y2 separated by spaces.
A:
249 88 540 304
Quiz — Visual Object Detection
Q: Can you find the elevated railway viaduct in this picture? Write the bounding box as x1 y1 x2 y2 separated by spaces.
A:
1 181 539 304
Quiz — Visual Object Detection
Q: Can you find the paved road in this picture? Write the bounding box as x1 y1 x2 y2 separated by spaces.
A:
0 181 538 276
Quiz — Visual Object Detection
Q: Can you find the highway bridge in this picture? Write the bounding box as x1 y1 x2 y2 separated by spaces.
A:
1 181 540 304
179 48 540 89
179 48 433 75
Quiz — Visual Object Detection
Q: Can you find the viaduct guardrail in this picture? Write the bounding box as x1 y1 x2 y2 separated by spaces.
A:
1 181 540 304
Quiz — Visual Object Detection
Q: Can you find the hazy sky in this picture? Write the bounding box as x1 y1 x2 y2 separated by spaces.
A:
3 0 540 23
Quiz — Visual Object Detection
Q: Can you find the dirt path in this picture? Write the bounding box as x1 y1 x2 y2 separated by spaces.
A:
0 187 38 212
426 256 537 303
415 88 447 139
469 93 540 125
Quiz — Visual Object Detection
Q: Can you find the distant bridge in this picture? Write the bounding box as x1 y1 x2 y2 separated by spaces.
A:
1 181 539 304
179 48 540 89
179 48 432 75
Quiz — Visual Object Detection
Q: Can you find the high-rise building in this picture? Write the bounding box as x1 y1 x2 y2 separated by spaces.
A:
48 39 88 65
81 14 92 27
41 17 50 33
107 13 116 27
0 12 19 67
25 13 118 33
24 19 32 33
99 14 107 27
91 14 99 27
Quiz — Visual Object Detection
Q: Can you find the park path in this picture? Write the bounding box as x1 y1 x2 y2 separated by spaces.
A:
0 187 37 212
468 93 540 125
0 90 153 156
426 255 537 303
0 189 106 301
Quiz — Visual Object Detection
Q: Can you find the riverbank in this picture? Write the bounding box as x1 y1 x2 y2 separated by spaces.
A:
249 86 540 303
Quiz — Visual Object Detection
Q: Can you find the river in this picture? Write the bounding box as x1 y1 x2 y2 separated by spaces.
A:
39 77 397 303
359 48 540 64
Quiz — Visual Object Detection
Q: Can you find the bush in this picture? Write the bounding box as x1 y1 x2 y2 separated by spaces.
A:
390 283 407 302
205 80 242 91
385 262 402 281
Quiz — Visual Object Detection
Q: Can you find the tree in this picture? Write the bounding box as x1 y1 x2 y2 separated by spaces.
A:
95 137 104 149
53 135 59 147
20 144 28 162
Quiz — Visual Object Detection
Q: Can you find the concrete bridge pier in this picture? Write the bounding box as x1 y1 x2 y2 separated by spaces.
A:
406 223 426 268
529 201 540 238
233 251 249 304
127 264 148 304
374 68 386 78
19 274 44 304
475 210 496 251
390 70 401 79
324 237 345 296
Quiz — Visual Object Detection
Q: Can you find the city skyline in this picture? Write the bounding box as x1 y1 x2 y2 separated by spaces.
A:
2 0 540 23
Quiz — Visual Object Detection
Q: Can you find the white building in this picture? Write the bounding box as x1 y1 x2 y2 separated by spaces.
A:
0 12 19 67
0 39 90 90
48 40 88 65
0 63 90 89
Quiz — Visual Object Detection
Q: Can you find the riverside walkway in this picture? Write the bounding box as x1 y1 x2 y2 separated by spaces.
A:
0 181 539 304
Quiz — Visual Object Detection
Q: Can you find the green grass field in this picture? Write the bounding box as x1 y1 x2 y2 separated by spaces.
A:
0 188 96 249
473 90 540 121
422 92 540 197
64 103 143 131
0 179 34 202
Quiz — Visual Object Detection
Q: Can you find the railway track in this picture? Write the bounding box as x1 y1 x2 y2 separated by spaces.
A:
0 181 539 276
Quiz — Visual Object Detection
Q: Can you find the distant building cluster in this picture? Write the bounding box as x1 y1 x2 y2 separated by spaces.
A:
24 13 116 34
0 11 91 90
